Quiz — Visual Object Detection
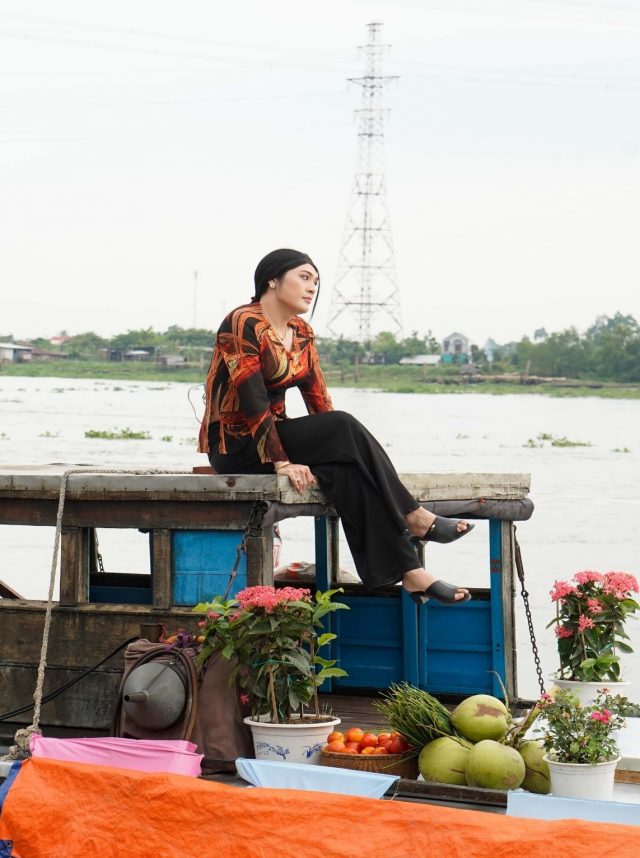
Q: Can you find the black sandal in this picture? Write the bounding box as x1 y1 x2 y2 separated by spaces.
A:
410 516 474 545
409 580 471 606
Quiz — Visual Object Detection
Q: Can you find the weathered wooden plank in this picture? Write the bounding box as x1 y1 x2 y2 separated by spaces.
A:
0 499 266 529
0 664 122 731
59 527 89 607
0 467 530 504
500 521 518 702
246 533 273 588
398 473 531 501
151 529 172 609
0 603 200 666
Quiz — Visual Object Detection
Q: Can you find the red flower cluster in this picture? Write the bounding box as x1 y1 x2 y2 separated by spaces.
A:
555 625 574 638
603 572 639 600
589 709 612 724
549 580 577 601
577 615 595 632
235 585 311 613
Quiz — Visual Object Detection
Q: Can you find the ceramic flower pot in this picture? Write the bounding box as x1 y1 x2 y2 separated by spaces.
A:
549 677 630 707
244 716 341 765
543 754 620 801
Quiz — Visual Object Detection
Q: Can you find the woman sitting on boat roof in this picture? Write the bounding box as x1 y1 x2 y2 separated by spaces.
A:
198 248 473 606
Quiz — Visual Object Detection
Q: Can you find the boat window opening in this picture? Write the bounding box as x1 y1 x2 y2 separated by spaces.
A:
88 528 152 606
0 525 58 601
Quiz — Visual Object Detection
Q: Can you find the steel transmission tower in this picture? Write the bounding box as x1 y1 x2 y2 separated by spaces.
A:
327 22 402 344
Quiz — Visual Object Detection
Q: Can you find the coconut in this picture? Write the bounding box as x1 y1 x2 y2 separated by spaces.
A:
450 694 509 742
518 740 550 794
418 737 472 786
465 740 525 790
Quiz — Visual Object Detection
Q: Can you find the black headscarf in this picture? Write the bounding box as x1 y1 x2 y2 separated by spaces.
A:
251 248 319 302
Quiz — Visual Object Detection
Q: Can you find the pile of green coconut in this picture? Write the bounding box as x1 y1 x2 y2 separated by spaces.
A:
375 683 549 792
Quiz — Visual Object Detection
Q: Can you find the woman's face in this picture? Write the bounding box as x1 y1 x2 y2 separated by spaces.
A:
273 264 318 315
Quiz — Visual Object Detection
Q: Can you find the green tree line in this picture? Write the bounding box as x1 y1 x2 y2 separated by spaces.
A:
2 312 639 382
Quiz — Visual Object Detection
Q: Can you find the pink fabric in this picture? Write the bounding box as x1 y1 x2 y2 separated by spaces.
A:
29 735 203 777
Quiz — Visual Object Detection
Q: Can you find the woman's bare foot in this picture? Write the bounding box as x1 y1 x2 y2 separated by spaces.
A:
405 507 470 539
402 567 469 602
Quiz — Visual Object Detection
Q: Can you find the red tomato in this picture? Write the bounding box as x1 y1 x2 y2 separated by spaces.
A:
345 741 362 752
376 732 392 745
372 746 389 755
343 747 359 755
388 736 409 754
326 731 344 744
344 727 364 744
326 740 346 753
360 746 376 755
360 732 379 749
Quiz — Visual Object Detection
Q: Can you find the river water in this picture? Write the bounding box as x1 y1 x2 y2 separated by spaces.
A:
1 376 639 701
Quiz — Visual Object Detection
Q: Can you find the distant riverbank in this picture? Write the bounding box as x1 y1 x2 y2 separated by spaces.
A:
2 360 639 399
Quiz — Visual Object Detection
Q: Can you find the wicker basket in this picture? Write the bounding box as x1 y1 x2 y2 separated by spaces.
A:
320 749 419 780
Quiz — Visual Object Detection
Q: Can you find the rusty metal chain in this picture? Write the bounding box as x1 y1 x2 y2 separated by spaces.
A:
514 525 546 696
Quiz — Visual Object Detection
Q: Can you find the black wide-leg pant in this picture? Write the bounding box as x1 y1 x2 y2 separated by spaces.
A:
209 410 422 590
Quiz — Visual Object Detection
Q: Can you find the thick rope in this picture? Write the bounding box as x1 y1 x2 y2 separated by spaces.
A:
1 467 191 761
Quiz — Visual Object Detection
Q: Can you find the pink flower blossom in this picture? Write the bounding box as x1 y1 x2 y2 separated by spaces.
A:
235 585 311 613
574 570 605 585
577 615 595 632
239 693 250 705
589 710 612 723
603 572 639 599
586 598 603 613
207 611 221 619
550 580 577 601
555 625 574 638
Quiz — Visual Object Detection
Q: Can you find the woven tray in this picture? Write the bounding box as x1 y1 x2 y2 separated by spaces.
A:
320 750 419 780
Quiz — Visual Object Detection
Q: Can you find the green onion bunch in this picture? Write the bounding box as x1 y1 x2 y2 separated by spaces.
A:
373 682 455 749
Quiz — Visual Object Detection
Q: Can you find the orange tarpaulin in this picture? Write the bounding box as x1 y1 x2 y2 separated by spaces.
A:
1 757 639 858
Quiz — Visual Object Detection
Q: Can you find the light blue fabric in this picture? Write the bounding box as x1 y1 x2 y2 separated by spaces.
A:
235 758 398 798
507 789 640 826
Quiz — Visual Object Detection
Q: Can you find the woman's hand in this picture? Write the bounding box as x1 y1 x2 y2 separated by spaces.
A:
274 462 316 495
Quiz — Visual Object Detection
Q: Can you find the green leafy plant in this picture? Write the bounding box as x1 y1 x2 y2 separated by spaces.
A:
548 571 639 682
537 688 626 765
193 586 348 723
84 427 151 440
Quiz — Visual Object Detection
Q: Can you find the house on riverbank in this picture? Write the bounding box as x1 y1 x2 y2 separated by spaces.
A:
0 343 32 364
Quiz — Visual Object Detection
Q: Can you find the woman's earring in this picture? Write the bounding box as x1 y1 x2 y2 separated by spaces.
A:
270 282 276 289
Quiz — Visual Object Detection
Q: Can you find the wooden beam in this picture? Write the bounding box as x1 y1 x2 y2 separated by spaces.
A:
59 527 89 607
151 529 172 609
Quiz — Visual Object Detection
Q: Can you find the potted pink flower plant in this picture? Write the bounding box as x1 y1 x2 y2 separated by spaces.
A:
548 570 638 703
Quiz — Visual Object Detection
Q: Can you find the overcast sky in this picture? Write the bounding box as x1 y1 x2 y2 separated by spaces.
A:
2 0 640 346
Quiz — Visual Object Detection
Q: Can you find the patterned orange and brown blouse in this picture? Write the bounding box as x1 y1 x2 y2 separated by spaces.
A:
198 303 333 463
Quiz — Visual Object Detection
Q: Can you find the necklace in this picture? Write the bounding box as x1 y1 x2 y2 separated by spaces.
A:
262 309 290 343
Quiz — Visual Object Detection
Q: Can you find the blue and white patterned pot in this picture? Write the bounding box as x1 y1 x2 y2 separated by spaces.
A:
244 716 341 765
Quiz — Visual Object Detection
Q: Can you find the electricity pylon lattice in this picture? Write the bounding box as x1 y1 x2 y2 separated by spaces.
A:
327 22 402 345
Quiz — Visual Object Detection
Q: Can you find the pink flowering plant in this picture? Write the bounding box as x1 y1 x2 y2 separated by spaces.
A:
193 586 348 723
548 571 639 682
537 688 625 765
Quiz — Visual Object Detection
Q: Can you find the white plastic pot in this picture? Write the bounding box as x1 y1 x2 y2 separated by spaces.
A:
544 754 620 801
244 716 341 765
